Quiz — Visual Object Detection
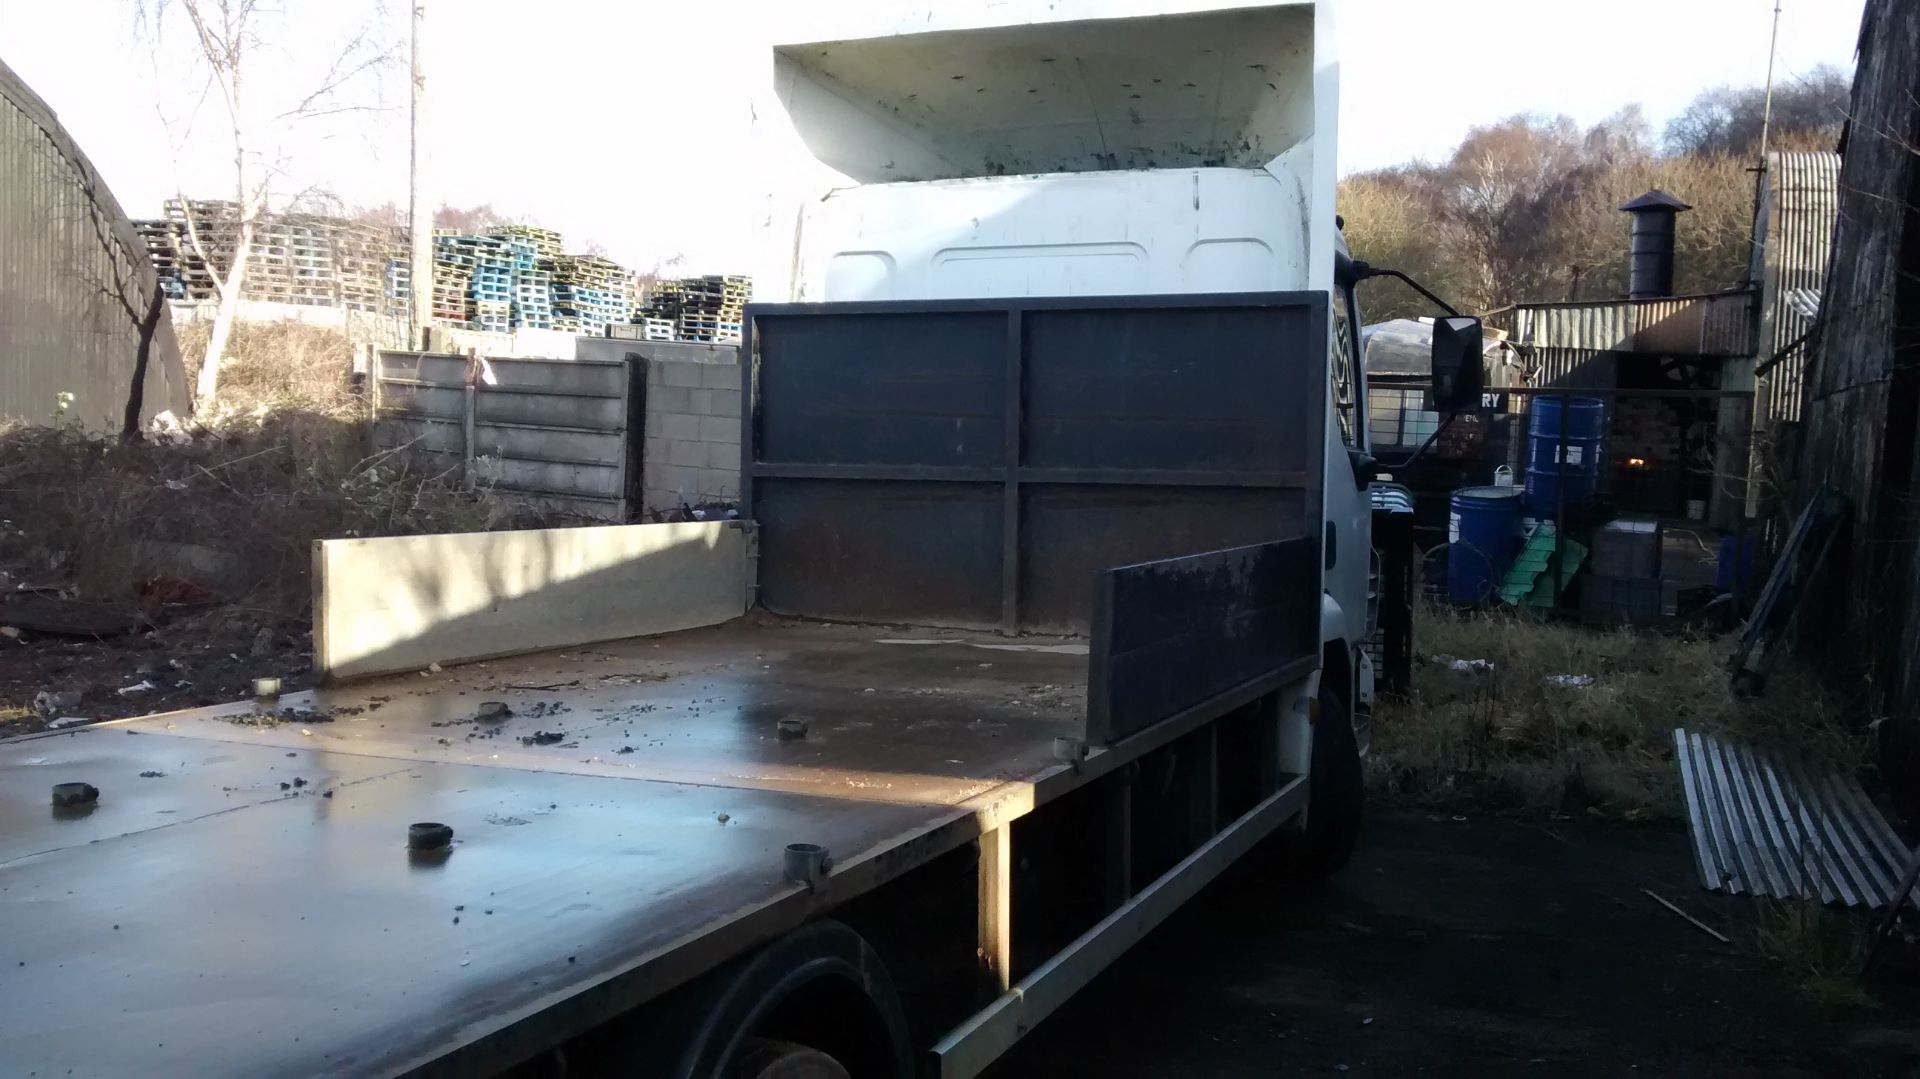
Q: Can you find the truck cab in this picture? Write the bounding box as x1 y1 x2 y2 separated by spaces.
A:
756 0 1375 719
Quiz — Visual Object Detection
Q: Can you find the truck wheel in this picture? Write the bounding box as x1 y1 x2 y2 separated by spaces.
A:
1298 685 1363 875
730 1038 853 1079
610 919 911 1079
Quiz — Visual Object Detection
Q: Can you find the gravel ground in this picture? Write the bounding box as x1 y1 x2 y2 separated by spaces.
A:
991 813 1920 1077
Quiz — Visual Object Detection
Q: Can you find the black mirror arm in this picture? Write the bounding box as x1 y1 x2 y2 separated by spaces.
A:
1349 262 1463 318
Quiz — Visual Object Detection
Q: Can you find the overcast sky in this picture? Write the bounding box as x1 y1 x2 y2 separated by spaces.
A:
5 0 1864 273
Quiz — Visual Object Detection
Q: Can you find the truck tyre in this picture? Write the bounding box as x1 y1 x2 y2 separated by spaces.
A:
1299 685 1363 875
730 1038 853 1079
613 919 911 1079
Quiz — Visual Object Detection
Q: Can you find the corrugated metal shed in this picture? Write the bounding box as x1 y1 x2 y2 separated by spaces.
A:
0 58 191 432
1752 151 1841 427
1508 291 1754 364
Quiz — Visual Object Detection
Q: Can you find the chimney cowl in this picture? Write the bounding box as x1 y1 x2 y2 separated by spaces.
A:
1620 190 1691 299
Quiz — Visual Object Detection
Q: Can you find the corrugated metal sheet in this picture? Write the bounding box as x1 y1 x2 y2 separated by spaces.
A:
0 58 191 431
1675 727 1918 908
1753 151 1841 427
1521 347 1617 389
1514 303 1634 352
1510 292 1753 359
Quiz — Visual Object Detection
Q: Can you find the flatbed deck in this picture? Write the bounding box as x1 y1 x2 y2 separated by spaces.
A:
0 619 1088 1076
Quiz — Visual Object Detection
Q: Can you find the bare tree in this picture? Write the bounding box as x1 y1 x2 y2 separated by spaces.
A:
136 0 392 406
1664 64 1852 157
434 203 509 233
1343 102 1769 319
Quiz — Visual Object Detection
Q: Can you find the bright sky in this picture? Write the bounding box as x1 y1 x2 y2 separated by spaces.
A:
4 0 1863 275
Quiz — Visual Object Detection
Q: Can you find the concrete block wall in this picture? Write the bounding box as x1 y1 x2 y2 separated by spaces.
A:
565 337 746 518
641 350 742 515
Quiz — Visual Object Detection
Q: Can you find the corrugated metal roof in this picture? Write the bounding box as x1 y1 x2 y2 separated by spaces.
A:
1514 301 1633 352
1524 347 1617 389
1753 151 1841 426
1675 727 1918 909
1509 291 1754 359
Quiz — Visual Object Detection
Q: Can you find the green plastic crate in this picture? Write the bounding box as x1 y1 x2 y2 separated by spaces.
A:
1498 523 1588 607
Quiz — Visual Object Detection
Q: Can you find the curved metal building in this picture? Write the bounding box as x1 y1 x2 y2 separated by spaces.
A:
0 57 191 433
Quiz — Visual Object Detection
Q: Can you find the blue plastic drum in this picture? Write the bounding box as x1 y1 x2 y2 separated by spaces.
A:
1524 396 1605 514
1449 485 1524 603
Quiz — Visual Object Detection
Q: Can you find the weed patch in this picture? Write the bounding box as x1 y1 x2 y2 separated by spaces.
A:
1370 605 1859 820
1748 897 1877 1010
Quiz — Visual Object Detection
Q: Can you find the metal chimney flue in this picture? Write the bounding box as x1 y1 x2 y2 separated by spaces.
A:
1619 190 1692 299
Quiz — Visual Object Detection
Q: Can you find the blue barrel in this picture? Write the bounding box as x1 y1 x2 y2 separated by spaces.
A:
1524 396 1606 514
1717 535 1755 593
1449 485 1524 603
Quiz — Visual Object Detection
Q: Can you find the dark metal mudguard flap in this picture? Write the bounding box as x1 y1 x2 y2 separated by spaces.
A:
1087 537 1319 744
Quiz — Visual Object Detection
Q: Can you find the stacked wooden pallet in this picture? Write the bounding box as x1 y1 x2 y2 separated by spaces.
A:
672 275 749 343
623 272 647 324
513 267 554 331
633 280 680 327
238 216 313 306
432 265 472 325
490 224 562 260
331 221 389 313
383 257 412 319
130 219 217 300
548 254 628 335
430 236 476 326
132 207 684 343
436 233 526 328
160 198 244 296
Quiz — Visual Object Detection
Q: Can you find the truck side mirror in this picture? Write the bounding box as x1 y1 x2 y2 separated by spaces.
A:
1431 315 1485 413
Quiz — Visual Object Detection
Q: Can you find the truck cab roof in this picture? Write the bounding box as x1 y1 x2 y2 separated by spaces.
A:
769 2 1319 182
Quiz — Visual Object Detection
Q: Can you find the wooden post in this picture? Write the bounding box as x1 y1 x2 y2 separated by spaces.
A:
1103 767 1135 909
1189 726 1220 847
977 825 1012 1000
407 0 433 350
462 355 477 488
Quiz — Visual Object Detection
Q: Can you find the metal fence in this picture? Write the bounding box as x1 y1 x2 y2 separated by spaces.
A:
372 351 640 519
1403 385 1757 623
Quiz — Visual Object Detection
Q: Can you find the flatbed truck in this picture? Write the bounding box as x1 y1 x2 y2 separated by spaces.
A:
0 3 1482 1075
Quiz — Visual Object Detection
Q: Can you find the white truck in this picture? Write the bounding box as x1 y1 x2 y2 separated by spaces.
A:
0 3 1480 1076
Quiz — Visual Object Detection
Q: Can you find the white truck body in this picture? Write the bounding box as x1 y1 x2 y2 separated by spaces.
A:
757 0 1373 704
754 0 1339 302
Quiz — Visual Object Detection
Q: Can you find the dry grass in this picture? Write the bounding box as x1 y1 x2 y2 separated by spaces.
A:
1747 897 1877 1010
175 319 365 421
0 422 520 619
0 320 546 620
1370 604 1860 821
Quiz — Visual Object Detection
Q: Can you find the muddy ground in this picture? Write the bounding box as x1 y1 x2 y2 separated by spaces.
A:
992 814 1919 1077
0 608 313 733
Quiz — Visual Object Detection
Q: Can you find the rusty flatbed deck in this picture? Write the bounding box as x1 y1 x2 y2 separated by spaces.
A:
0 620 1087 1077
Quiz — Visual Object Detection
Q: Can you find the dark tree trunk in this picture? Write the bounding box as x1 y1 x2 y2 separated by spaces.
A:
120 282 164 443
